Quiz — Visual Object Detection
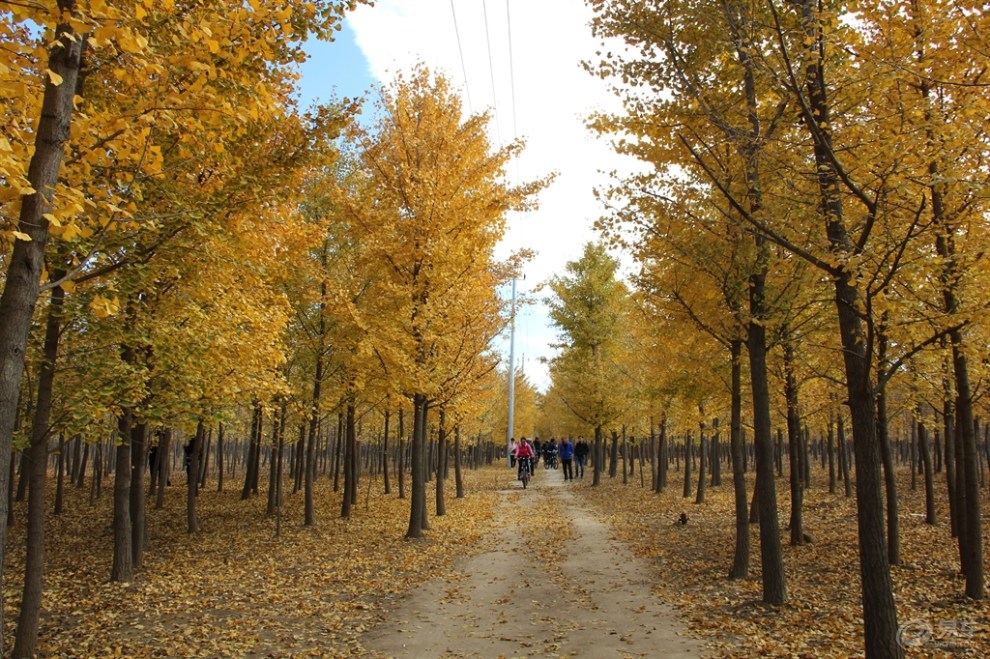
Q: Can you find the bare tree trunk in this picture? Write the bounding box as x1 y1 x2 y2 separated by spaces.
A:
383 409 391 495
0 10 86 651
695 421 707 504
187 421 204 533
267 401 286 516
13 278 65 657
728 340 749 579
341 403 356 519
877 379 900 565
592 425 603 486
129 421 147 568
608 430 619 479
435 410 447 516
216 422 224 493
454 425 465 498
406 395 428 539
749 247 786 604
155 429 171 510
111 416 133 582
791 0 901 646
683 432 693 499
242 404 261 500
917 417 936 525
784 336 805 546
827 418 836 494
54 434 66 516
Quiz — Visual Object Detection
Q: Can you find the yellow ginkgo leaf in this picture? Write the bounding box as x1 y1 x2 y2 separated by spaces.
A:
46 69 64 85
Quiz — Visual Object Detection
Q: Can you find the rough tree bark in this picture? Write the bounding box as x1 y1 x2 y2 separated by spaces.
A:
0 5 86 649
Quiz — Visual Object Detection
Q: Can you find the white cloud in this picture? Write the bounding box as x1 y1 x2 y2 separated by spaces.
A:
345 0 637 390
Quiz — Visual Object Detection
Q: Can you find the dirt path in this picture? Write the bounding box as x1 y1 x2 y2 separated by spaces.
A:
362 464 706 658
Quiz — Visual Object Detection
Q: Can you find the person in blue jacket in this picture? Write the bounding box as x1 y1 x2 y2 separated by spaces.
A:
559 436 575 481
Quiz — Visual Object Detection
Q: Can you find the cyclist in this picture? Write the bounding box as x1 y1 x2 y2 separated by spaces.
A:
515 437 536 480
543 437 558 469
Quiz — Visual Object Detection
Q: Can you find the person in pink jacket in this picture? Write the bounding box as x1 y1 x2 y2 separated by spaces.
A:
515 437 535 479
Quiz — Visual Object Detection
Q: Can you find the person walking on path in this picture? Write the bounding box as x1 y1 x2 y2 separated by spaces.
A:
574 436 589 478
559 436 575 480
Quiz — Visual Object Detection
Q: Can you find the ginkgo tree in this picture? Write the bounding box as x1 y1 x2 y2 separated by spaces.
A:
544 242 636 486
336 65 548 539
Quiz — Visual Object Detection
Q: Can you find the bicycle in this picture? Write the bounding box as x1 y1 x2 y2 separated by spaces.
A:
518 458 531 489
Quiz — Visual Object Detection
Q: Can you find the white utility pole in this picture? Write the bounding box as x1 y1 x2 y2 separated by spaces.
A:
506 278 516 466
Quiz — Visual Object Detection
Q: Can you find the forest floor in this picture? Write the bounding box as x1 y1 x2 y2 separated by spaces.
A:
2 460 988 657
361 464 703 658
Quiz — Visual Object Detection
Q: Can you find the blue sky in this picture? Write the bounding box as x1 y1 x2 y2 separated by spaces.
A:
297 22 375 109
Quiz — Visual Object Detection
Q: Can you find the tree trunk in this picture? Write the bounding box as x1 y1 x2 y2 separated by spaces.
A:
199 430 210 490
435 409 447 516
13 278 65 657
748 249 786 605
267 402 285 516
917 418 936 525
187 421 203 533
54 434 65 516
15 451 28 503
658 419 668 492
683 432 693 499
784 337 805 546
650 423 658 492
0 11 86 651
341 402 356 519
728 339 749 578
129 421 147 568
837 412 852 498
383 409 391 495
711 417 722 487
592 425 603 486
695 424 706 504
454 426 465 498
111 416 134 582
608 430 619 479
242 404 261 500
794 0 901 646
155 428 171 510
397 408 406 499
216 422 225 493
273 414 284 537
406 394 428 539
827 417 836 494
877 382 899 565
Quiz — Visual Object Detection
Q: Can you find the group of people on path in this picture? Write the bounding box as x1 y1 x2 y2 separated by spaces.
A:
509 436 590 483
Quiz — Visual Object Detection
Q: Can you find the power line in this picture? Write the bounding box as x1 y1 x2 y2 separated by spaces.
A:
505 0 518 144
481 0 502 147
449 0 473 114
